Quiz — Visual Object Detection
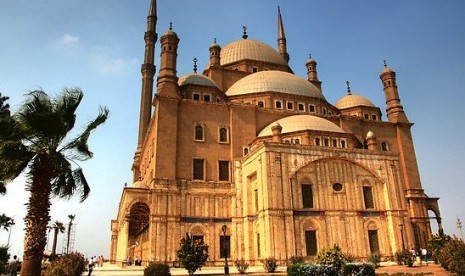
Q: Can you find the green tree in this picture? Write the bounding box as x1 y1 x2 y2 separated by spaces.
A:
176 233 209 276
0 92 10 195
0 88 109 276
315 244 347 273
50 220 65 260
65 214 75 254
0 214 15 231
0 246 10 274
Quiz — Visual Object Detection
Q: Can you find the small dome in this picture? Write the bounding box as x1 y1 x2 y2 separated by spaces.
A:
258 115 345 137
226 70 325 99
366 131 376 139
334 94 375 109
178 73 219 88
306 57 316 65
220 39 288 66
381 66 394 74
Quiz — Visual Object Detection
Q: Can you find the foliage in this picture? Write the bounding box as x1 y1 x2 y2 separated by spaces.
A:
234 258 249 274
0 88 108 275
394 250 415 267
0 214 15 231
344 253 355 263
41 252 86 276
262 257 278 273
437 236 465 274
427 233 450 264
176 233 209 276
0 246 10 274
342 263 375 276
144 262 171 276
315 244 347 272
368 253 380 268
288 255 306 265
287 263 338 276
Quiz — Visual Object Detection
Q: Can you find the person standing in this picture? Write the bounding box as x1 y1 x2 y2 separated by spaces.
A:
8 255 19 276
421 248 428 265
87 256 94 276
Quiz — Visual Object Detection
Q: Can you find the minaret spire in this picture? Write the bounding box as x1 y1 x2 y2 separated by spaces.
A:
134 0 158 180
277 6 290 63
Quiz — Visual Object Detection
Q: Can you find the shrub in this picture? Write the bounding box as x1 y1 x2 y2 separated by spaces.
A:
288 255 306 265
176 233 209 276
344 253 355 263
41 252 86 276
144 262 171 276
394 250 415 267
342 263 375 276
262 257 278 273
368 253 380 268
0 246 10 274
287 263 339 276
438 236 465 274
315 244 346 272
234 259 249 274
427 233 450 264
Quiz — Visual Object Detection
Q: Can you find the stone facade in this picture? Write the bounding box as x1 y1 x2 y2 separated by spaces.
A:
110 0 441 266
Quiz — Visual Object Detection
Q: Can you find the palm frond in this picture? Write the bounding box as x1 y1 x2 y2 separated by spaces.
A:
62 106 109 159
73 168 90 202
0 140 34 182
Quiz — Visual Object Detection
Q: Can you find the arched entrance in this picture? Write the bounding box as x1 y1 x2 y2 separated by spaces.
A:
128 202 150 265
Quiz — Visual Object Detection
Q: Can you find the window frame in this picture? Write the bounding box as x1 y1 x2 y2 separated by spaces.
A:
203 94 212 102
218 127 229 144
298 103 305 112
302 184 314 208
275 100 283 109
363 186 375 209
193 158 205 180
192 93 201 101
218 160 230 181
194 124 205 142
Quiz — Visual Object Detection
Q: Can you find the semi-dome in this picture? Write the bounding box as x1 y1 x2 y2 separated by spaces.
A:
258 115 345 137
220 39 288 66
334 94 375 109
226 70 325 99
178 73 219 88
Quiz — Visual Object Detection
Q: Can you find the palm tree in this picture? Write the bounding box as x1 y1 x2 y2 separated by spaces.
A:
0 214 14 231
50 220 65 260
65 214 75 254
0 92 10 195
0 88 109 275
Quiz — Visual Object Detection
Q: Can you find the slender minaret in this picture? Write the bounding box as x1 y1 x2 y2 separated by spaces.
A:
209 38 221 67
156 22 180 97
277 6 290 63
306 54 322 90
380 60 408 123
137 0 158 148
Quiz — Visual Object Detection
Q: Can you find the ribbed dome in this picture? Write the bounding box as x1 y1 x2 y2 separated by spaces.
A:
226 71 325 99
220 39 288 66
178 73 219 88
258 115 345 137
334 94 375 109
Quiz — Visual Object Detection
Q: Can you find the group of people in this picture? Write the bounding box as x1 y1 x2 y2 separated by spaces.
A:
85 255 105 275
410 247 429 264
126 255 143 266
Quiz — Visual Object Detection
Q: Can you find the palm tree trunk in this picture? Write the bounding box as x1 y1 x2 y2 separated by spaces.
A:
51 228 58 260
66 222 72 254
21 175 52 276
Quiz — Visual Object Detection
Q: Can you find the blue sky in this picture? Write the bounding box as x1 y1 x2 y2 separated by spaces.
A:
1 0 464 258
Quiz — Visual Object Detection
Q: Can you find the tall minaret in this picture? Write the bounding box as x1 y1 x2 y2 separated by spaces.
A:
277 6 290 63
137 0 158 148
379 61 408 123
306 54 322 90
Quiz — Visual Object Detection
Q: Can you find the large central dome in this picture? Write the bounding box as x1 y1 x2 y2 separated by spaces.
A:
220 39 288 66
226 70 325 99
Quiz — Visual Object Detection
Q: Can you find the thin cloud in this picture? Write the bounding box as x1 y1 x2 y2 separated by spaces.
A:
57 33 80 47
90 47 138 76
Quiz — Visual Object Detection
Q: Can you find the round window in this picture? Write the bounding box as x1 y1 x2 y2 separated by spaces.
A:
332 182 343 192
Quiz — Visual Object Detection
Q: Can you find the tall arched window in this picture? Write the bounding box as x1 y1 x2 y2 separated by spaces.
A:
219 127 228 143
195 125 204 141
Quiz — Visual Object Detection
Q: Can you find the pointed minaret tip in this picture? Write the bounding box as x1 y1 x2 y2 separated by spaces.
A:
149 0 157 17
346 81 352 95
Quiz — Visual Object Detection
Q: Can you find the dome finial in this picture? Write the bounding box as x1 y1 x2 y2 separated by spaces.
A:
242 26 248 39
214 37 217 44
169 22 173 30
309 54 312 59
278 5 281 14
346 81 352 95
383 60 387 68
193 57 198 73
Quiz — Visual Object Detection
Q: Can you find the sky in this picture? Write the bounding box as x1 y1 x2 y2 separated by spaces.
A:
1 0 465 259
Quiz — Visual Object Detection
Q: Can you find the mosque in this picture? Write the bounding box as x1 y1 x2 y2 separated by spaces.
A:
110 0 442 265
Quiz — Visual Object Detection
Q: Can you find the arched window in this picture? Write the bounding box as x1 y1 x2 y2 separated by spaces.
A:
314 138 320 146
381 142 388 151
219 127 228 143
195 125 204 141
